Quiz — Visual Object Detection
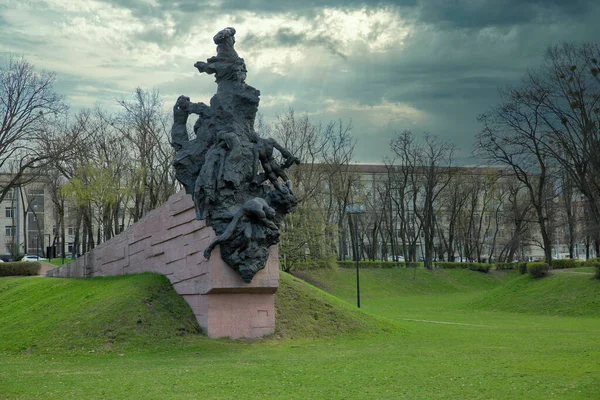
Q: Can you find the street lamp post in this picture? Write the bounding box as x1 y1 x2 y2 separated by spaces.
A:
345 203 366 308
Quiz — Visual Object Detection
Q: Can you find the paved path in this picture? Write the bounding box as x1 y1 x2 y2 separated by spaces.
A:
38 261 57 276
552 269 594 275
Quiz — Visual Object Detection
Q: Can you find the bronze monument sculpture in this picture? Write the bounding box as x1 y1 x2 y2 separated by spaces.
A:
171 27 299 283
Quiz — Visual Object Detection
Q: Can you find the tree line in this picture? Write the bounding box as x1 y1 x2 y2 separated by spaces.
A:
278 43 600 269
0 55 176 258
1 43 598 266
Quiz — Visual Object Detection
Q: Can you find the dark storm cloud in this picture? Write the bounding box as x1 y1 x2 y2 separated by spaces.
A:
97 0 409 50
416 0 593 29
243 27 348 59
95 0 411 17
244 0 599 163
2 0 596 164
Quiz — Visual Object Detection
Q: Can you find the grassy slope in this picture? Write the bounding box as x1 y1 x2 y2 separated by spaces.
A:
275 272 395 339
470 272 600 316
0 271 392 355
0 273 201 354
1 268 599 399
295 267 517 298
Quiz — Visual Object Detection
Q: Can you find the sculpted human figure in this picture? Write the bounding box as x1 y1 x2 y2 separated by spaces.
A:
248 131 300 191
194 27 247 84
171 95 215 195
171 27 298 283
204 197 279 263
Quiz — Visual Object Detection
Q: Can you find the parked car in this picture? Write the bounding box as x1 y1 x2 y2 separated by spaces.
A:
21 255 46 262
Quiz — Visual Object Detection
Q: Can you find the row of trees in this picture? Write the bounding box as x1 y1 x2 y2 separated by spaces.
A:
278 43 600 269
477 42 600 264
3 43 598 267
53 88 176 256
0 55 176 258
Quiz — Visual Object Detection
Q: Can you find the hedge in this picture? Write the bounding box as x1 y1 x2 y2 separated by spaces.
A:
584 257 600 267
526 262 551 278
495 262 519 270
337 260 406 269
435 262 469 269
584 258 600 280
291 259 337 271
468 263 491 273
592 263 600 280
0 262 41 277
435 262 490 273
551 258 580 269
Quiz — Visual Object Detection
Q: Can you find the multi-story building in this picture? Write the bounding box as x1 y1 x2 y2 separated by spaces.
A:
0 175 79 259
324 164 573 262
1 165 593 263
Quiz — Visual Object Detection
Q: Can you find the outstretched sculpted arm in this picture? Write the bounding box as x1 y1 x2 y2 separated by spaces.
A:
204 211 242 260
194 61 217 75
272 139 300 167
171 95 191 151
188 101 212 118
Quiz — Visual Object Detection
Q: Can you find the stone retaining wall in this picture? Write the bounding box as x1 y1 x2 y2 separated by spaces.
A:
47 191 279 339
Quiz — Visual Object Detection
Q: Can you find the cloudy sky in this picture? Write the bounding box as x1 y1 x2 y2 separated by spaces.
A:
1 0 598 163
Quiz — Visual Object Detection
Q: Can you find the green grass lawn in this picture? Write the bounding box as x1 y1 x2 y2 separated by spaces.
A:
1 268 599 399
571 266 596 273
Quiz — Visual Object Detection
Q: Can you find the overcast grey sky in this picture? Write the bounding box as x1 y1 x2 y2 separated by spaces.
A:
1 0 598 163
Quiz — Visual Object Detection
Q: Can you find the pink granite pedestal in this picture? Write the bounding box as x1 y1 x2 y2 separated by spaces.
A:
47 191 279 339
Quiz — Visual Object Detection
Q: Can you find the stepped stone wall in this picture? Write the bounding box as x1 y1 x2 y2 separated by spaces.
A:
47 190 279 339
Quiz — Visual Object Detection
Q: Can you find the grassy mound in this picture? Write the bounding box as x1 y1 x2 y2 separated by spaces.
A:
470 273 600 316
0 270 396 354
0 273 200 354
293 267 517 301
275 271 396 339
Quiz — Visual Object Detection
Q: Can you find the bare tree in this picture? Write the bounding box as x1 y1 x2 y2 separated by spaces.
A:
436 172 470 261
0 55 68 201
391 131 455 269
270 109 355 264
476 85 556 264
112 88 177 222
526 43 600 254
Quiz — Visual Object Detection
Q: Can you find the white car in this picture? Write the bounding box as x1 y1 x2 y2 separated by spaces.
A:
387 255 405 262
21 255 45 262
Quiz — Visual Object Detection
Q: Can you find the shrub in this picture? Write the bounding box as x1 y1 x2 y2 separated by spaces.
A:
468 263 491 273
336 260 406 269
435 262 465 269
0 262 41 277
518 262 528 275
551 258 579 269
585 261 600 280
435 262 490 273
293 259 337 271
527 262 551 278
495 262 518 270
405 262 420 268
584 257 600 267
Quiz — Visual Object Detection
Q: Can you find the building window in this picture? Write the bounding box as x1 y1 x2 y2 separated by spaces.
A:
68 227 74 236
67 243 74 253
5 226 15 237
5 207 14 218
